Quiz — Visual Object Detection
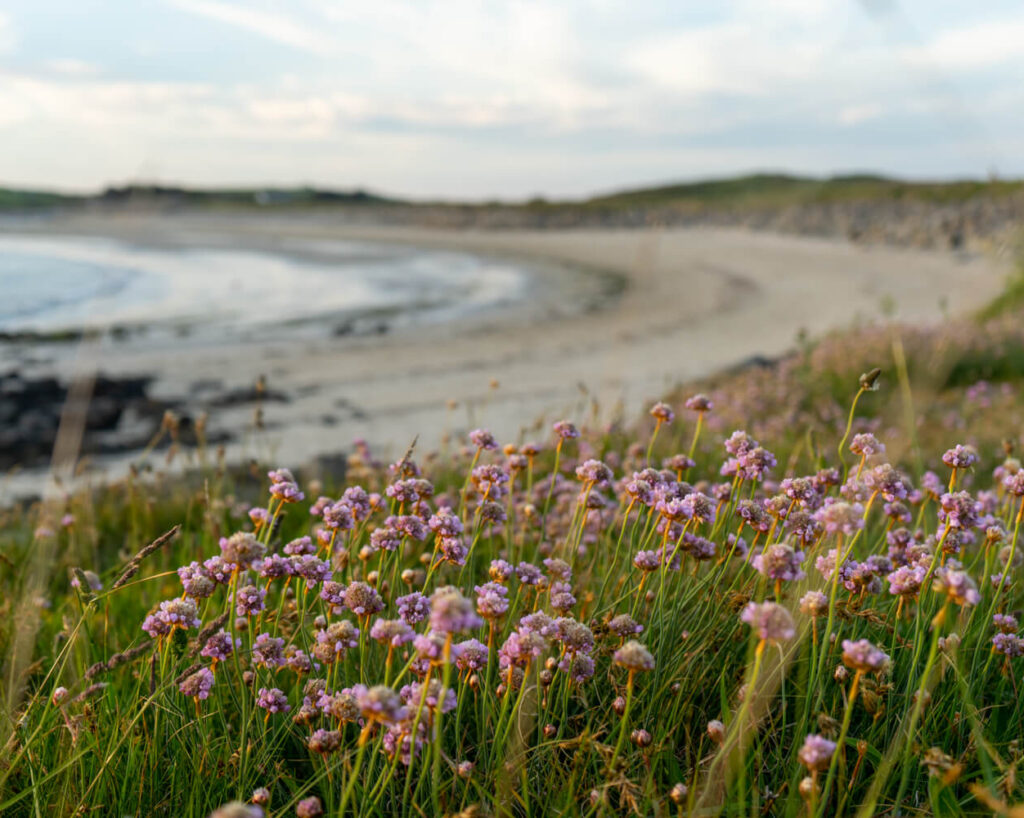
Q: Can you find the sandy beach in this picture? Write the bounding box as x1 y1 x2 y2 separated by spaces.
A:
0 211 1011 494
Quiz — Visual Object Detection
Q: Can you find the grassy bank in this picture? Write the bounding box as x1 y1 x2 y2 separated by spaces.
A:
3 291 1024 815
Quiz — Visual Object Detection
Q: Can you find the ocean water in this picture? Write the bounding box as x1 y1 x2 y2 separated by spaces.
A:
0 234 528 339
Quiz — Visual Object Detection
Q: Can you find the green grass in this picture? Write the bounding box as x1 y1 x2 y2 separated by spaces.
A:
2 337 1024 817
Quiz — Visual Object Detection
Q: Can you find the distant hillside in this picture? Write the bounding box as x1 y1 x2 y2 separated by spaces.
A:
2 174 1021 250
579 173 1024 210
3 173 1023 213
0 187 81 210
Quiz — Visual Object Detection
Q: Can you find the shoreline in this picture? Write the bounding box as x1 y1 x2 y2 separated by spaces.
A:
0 211 1012 499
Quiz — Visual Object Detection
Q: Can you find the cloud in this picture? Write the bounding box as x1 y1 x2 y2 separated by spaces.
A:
0 11 15 54
167 0 335 55
44 58 101 76
901 18 1024 71
1 1 1023 195
838 104 883 126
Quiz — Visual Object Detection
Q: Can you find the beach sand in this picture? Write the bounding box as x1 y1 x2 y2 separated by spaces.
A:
0 211 1011 491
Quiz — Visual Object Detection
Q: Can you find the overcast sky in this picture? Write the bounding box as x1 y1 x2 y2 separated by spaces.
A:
1 0 1022 199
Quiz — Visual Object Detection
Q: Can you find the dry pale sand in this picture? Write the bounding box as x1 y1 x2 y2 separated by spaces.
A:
0 212 1012 491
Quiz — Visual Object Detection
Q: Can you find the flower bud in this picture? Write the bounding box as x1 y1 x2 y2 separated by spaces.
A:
631 728 652 747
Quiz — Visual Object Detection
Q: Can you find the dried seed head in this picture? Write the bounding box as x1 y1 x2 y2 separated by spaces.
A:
859 368 882 391
669 783 688 805
631 728 652 747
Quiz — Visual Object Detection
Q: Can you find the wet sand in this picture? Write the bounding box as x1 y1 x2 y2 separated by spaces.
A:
0 211 1011 494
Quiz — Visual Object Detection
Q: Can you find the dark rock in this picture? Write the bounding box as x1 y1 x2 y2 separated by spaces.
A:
206 386 290 407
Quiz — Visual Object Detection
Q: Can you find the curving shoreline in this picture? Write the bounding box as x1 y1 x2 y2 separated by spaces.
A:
0 211 1012 497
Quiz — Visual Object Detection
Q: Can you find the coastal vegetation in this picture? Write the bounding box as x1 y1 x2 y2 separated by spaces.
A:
3 289 1024 816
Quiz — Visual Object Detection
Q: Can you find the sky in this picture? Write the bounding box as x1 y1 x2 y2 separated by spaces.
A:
1 0 1023 200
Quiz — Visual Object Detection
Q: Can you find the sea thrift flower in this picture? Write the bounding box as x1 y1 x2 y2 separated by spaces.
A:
608 614 644 638
235 586 266 617
296 796 323 818
220 532 267 568
864 463 910 502
438 536 469 566
993 633 1024 657
429 508 464 538
841 639 890 673
887 564 927 598
370 618 415 647
396 592 430 625
562 653 596 683
179 667 215 701
543 558 572 580
307 729 342 755
343 581 384 617
284 647 314 674
740 602 796 643
613 640 655 672
576 459 613 486
312 621 360 664
553 420 579 440
369 526 402 553
143 598 201 638
707 720 726 743
994 614 1019 633
208 802 263 818
353 684 406 724
319 690 359 723
634 550 661 572
291 555 332 588
943 445 978 470
469 428 498 451
939 491 980 531
252 633 286 668
401 679 456 715
681 492 716 525
249 508 269 527
256 687 290 714
251 788 270 806
934 567 981 606
650 402 675 424
815 501 865 536
178 562 216 599
430 586 482 633
798 734 837 772
799 591 828 617
322 502 354 531
664 454 696 473
284 536 316 556
752 543 806 582
475 582 510 619
549 581 576 613
454 638 489 672
516 562 543 585
555 618 595 656
738 446 776 480
725 431 757 458
519 612 558 638
256 554 293 581
202 630 240 663
850 433 884 457
685 394 713 412
1004 471 1024 497
488 559 514 583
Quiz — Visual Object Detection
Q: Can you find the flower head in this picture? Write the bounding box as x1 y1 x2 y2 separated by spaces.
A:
741 602 796 643
841 639 889 673
613 640 655 672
